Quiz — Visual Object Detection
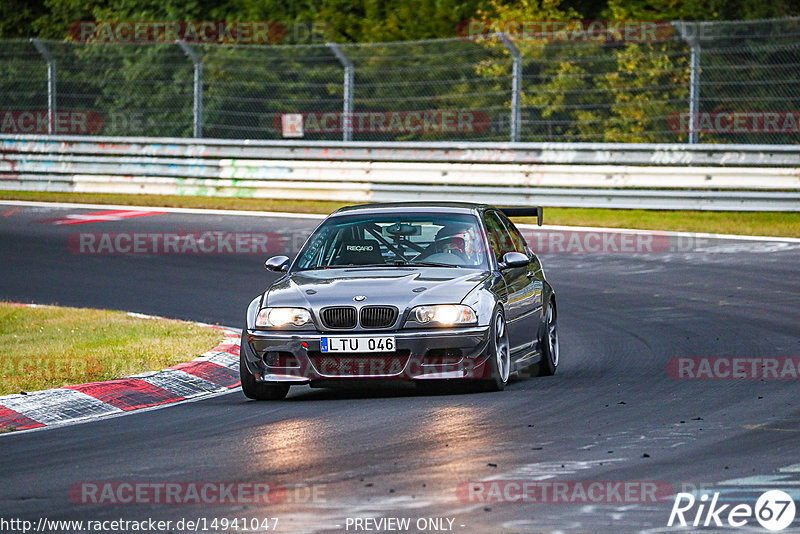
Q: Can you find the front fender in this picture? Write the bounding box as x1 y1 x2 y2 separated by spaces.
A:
246 295 261 331
461 273 502 327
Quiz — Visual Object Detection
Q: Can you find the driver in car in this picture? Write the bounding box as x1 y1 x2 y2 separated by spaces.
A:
428 223 482 266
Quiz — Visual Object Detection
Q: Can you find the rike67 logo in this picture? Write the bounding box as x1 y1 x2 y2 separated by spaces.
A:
668 490 796 531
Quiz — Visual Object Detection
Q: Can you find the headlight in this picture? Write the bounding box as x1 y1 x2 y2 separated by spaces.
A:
256 307 312 328
412 304 477 326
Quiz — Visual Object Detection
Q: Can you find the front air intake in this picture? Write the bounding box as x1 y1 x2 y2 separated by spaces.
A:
320 307 357 329
360 306 398 329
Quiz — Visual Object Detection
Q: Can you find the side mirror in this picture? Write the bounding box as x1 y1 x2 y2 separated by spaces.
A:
265 255 290 272
499 251 530 270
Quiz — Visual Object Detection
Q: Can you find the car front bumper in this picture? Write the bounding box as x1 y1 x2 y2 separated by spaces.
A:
242 326 492 384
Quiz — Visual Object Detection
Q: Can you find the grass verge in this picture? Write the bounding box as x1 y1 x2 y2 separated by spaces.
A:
1 191 798 237
0 302 223 396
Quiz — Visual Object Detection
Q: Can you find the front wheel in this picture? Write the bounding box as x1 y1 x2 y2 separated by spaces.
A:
239 331 290 400
537 300 559 376
481 308 510 391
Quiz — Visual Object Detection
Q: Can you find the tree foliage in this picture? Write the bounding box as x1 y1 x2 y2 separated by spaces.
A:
1 0 798 142
2 0 798 41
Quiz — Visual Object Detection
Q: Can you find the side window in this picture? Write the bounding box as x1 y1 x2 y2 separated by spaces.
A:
497 213 527 255
483 210 513 263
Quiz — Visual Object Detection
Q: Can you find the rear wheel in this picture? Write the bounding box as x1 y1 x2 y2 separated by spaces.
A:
481 308 510 391
239 331 290 400
537 300 559 376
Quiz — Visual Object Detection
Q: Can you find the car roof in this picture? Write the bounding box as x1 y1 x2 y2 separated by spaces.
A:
330 201 491 217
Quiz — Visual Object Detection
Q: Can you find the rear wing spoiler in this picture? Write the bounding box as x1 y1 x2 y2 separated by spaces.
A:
499 207 544 226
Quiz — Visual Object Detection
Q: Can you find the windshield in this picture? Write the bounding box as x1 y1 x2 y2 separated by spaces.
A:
294 212 488 270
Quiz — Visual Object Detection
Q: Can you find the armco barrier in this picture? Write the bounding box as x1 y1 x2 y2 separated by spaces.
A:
1 135 799 211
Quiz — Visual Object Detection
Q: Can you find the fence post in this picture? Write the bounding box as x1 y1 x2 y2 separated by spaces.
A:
499 33 522 143
327 42 354 142
675 22 701 144
30 39 56 135
177 41 203 138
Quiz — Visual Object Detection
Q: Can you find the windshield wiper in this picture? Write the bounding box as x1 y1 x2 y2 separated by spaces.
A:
303 262 462 270
303 264 395 270
400 261 461 268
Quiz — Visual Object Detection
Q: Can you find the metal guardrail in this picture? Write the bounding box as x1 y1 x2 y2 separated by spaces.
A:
1 135 799 211
4 135 800 165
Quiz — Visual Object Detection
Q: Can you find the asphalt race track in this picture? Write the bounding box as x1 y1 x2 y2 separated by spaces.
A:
1 202 799 533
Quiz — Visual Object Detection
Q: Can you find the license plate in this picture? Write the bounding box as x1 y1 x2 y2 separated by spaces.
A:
320 336 395 353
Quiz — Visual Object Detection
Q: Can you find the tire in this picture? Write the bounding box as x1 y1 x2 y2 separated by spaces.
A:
481 307 511 391
239 331 290 400
537 299 559 377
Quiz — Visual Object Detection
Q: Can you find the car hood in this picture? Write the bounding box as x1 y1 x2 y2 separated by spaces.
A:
264 267 490 311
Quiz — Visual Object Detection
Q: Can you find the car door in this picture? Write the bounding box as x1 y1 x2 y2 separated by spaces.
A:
499 212 544 323
483 210 534 354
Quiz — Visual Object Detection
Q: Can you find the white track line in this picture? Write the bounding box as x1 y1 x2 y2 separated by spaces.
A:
515 223 800 243
0 199 326 220
2 199 797 243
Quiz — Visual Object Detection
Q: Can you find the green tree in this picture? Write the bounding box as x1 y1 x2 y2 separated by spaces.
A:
0 0 49 38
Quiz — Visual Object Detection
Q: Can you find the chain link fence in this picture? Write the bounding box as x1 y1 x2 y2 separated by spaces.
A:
1 17 799 143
